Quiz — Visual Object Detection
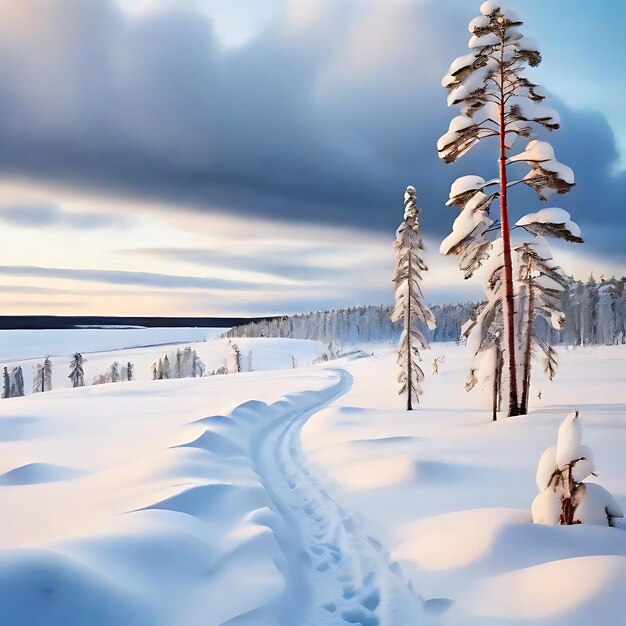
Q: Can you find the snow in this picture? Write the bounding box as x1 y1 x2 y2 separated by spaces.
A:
577 484 624 526
526 235 553 260
1 330 626 624
447 174 486 204
535 445 557 490
517 208 582 239
509 140 575 184
0 327 219 362
468 15 490 32
556 410 583 468
480 1 502 17
437 115 474 150
468 31 500 49
440 199 492 256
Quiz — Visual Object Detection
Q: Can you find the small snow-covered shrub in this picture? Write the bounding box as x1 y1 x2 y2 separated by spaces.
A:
532 411 623 526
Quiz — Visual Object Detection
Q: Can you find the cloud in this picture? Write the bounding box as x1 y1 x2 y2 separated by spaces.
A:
124 246 355 282
0 202 128 230
0 265 291 291
0 0 622 265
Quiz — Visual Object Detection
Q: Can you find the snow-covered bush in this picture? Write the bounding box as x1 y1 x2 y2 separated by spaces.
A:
532 411 623 526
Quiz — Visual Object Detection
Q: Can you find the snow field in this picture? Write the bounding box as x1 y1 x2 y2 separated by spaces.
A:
0 333 320 393
1 331 625 625
301 343 626 624
0 363 341 626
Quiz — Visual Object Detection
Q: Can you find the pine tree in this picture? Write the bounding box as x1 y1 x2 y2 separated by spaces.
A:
194 351 205 377
43 356 53 392
175 349 182 378
127 362 134 382
247 350 253 372
13 367 24 397
2 367 10 399
228 343 242 373
516 237 567 413
391 186 436 410
110 361 120 383
68 352 86 388
461 251 505 421
162 355 171 379
438 2 581 416
33 363 44 393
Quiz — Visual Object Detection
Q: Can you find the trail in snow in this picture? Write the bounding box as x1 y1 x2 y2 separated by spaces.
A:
251 369 424 626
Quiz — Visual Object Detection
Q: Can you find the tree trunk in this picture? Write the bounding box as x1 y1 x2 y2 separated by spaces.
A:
406 251 413 411
492 351 499 422
499 52 520 417
519 279 534 414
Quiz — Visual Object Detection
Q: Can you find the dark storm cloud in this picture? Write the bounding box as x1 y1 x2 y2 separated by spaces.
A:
0 203 128 230
0 0 623 258
0 266 290 291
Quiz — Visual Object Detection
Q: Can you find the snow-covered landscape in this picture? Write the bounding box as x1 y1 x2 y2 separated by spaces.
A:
0 331 624 625
0 0 625 624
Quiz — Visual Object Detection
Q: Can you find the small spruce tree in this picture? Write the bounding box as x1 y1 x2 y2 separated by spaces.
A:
2 367 10 399
43 356 53 392
110 361 120 383
13 367 24 397
68 352 86 388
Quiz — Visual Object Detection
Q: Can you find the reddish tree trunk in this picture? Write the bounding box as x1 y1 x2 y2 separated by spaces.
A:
499 58 520 417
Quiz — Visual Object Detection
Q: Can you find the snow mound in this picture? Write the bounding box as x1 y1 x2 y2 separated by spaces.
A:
0 463 83 486
0 548 151 626
176 430 246 458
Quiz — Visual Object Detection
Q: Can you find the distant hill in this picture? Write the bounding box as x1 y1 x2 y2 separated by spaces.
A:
0 315 279 330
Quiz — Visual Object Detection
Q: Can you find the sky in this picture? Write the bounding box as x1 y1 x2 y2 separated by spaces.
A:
0 0 624 317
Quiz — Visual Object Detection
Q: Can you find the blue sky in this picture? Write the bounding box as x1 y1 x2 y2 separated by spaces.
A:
0 0 623 316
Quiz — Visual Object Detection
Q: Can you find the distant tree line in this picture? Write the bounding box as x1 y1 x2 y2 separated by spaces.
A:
222 276 625 348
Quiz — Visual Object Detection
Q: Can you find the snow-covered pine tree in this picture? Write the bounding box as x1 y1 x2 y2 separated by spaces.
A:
2 367 10 399
175 349 183 378
43 356 53 392
162 356 171 379
33 363 44 393
231 344 242 373
533 411 623 526
391 186 436 410
460 243 505 421
68 352 86 388
438 1 580 416
110 361 120 383
151 361 158 380
13 366 24 397
127 362 134 382
191 350 203 377
516 237 567 413
247 350 253 372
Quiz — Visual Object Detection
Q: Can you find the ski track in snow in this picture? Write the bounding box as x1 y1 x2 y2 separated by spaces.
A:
250 369 423 626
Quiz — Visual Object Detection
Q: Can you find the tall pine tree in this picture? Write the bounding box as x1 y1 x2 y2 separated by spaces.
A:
438 1 581 415
391 186 436 410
